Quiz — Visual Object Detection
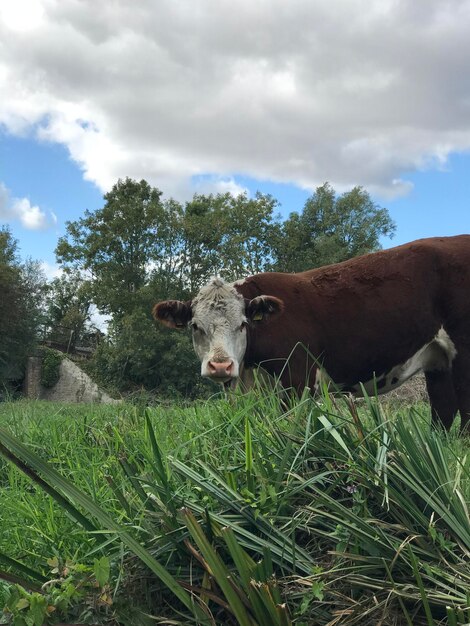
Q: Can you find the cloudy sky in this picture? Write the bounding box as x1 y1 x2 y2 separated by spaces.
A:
1 0 470 274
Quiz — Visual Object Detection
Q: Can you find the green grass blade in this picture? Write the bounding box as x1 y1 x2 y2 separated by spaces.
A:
317 414 353 459
221 526 256 592
409 546 436 626
181 508 255 626
245 415 255 495
0 553 47 584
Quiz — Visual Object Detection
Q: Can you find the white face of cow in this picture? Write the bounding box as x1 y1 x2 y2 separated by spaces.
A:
153 277 283 387
191 279 247 382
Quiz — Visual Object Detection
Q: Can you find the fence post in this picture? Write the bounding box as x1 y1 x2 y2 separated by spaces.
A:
24 356 42 400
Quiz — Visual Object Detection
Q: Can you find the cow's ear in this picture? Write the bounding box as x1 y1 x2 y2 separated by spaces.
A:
153 300 192 329
246 295 284 323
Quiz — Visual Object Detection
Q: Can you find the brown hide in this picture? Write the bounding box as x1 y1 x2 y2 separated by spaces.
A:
235 235 470 429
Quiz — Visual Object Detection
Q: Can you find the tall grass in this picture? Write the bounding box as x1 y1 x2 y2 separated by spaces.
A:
0 391 469 625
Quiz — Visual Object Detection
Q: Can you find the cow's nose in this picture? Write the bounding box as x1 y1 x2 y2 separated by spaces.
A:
207 360 234 378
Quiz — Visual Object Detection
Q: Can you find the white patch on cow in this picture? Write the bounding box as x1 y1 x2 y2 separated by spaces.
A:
314 367 331 393
354 327 457 396
191 277 247 381
434 327 457 362
233 278 248 287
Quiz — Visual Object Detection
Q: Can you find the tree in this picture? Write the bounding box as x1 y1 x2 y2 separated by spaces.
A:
218 192 280 278
180 192 279 290
0 228 46 385
57 179 282 315
272 183 396 271
44 272 93 350
148 198 187 298
56 178 167 318
179 194 224 293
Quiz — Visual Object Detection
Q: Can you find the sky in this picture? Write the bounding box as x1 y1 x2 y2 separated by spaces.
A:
1 0 470 279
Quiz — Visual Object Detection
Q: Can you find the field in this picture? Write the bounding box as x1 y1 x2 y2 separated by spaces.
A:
0 389 469 626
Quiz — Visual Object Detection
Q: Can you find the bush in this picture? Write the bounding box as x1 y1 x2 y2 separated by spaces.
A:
38 347 64 389
87 311 212 399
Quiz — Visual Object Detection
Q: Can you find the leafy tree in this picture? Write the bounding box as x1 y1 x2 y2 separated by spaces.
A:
20 257 49 334
56 178 167 318
180 192 279 290
57 180 281 310
44 272 93 349
0 228 18 266
0 228 46 385
180 194 225 291
218 192 279 278
272 183 395 271
149 198 187 297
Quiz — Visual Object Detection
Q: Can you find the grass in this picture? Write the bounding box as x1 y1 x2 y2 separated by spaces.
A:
0 390 469 625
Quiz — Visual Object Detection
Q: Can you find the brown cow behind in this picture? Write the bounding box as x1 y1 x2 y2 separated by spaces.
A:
154 235 470 430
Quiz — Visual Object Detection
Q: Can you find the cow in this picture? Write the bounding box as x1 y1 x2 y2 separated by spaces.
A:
153 235 470 431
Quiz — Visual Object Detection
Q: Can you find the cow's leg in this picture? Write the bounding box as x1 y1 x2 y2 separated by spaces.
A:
424 369 458 429
451 345 470 432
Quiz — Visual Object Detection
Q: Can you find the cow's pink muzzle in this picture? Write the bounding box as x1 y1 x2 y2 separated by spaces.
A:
205 360 235 381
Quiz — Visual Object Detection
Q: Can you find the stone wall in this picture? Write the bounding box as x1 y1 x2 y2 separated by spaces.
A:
25 356 119 404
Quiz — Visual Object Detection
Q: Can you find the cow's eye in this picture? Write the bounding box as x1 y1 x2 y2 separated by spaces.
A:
192 323 204 334
239 321 248 332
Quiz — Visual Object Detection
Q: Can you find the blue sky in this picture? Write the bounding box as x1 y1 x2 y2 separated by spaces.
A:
1 133 103 269
1 0 470 276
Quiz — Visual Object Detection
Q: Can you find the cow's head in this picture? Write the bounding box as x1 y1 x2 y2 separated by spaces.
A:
153 278 283 386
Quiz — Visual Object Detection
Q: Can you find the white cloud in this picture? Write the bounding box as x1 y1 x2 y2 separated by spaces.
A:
11 197 52 230
0 182 9 214
2 0 470 199
0 0 44 32
193 176 249 197
0 182 56 230
40 260 62 280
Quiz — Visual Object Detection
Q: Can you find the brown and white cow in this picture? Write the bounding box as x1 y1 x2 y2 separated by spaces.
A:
153 235 470 430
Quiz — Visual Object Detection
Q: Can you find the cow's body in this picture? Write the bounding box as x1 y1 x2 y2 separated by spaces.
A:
154 235 470 430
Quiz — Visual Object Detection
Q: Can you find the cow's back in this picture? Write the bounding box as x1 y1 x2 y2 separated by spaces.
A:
236 235 470 386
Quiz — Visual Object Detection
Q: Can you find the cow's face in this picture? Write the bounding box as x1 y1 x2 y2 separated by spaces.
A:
153 278 283 387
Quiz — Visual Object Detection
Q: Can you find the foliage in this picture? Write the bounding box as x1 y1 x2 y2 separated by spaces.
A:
56 178 169 318
0 228 47 386
56 180 281 310
20 259 49 334
37 348 63 389
272 182 396 271
87 310 209 397
43 272 93 350
181 507 291 626
180 191 279 290
1 556 113 625
0 392 468 625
